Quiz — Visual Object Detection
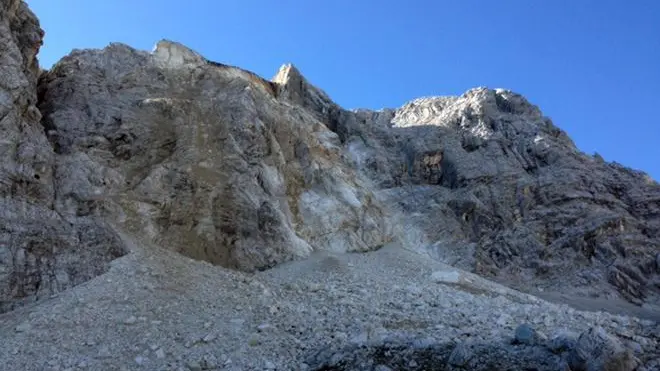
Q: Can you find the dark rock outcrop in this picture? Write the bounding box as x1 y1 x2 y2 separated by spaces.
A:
0 0 125 313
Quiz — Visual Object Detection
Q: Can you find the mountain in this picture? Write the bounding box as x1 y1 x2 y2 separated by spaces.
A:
1 1 659 370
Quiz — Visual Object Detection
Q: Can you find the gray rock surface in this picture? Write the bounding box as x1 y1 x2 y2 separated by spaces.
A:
567 326 638 371
5 0 659 314
0 0 125 314
37 39 394 275
1 1 660 370
1 240 658 370
313 88 660 308
250 47 660 309
514 323 537 345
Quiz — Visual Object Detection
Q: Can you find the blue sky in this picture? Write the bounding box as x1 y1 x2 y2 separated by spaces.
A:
27 0 660 180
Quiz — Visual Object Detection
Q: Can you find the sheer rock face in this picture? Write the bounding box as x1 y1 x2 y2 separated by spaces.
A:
269 61 660 304
0 1 125 313
37 41 394 272
328 88 660 305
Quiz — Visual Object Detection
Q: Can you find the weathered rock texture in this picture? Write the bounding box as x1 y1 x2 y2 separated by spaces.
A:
36 40 393 276
333 89 660 306
0 0 125 313
1 0 659 316
258 56 660 307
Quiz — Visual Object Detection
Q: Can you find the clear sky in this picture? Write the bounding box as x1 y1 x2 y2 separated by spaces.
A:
27 0 660 180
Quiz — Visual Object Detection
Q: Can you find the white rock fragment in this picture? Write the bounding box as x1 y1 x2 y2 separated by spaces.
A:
202 332 217 343
123 316 138 325
431 270 461 284
14 322 31 332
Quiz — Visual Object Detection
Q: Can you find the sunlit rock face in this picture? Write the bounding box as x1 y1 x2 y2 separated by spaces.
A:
36 40 395 275
335 87 660 306
1 0 659 314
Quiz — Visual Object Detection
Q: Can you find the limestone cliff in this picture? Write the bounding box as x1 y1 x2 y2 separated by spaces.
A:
341 90 660 306
1 0 659 316
263 58 660 307
36 40 394 278
0 0 125 313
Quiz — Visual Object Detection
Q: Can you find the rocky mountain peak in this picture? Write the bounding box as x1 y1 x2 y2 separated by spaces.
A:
1 2 659 370
272 62 336 116
151 39 206 68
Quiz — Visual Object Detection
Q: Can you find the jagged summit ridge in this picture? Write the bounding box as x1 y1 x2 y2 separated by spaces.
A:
391 88 545 128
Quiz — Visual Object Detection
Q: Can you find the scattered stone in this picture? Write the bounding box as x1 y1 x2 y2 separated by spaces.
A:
202 332 217 343
627 341 643 354
496 314 512 326
185 336 203 348
97 346 112 358
307 283 322 292
200 354 218 369
548 330 578 354
567 327 638 371
513 324 536 345
134 356 146 365
431 271 460 284
155 348 166 359
264 360 277 369
283 283 299 291
230 319 245 326
123 316 138 325
447 343 472 367
333 331 348 342
187 360 202 371
14 323 31 333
